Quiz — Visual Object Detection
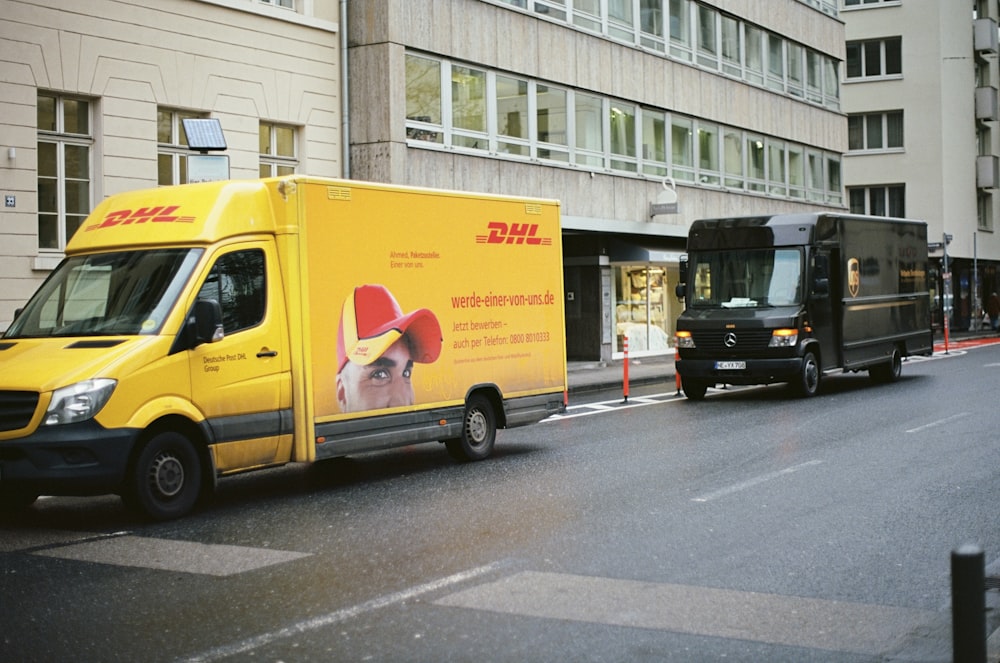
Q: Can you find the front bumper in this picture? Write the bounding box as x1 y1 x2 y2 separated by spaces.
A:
0 421 139 496
676 357 803 386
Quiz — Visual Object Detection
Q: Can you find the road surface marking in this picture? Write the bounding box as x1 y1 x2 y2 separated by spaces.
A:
906 412 972 434
690 460 823 503
183 563 502 662
435 570 935 656
33 535 310 576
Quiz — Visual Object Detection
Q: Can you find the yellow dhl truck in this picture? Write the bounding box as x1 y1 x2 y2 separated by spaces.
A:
0 177 567 520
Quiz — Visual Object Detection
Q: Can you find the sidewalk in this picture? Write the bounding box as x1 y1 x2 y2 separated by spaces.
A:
566 328 1000 397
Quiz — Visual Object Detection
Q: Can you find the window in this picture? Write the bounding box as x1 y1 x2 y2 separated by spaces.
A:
720 15 741 77
608 0 635 41
158 108 205 186
768 141 786 195
405 54 443 144
640 0 665 51
826 157 842 205
573 0 601 32
696 5 718 68
610 103 637 172
787 43 804 97
848 185 905 217
669 0 692 61
642 109 668 176
844 0 894 5
697 123 720 185
574 92 604 167
848 111 903 150
259 122 297 177
537 83 569 162
723 129 743 188
37 93 92 251
746 135 766 192
197 249 266 334
671 117 694 181
846 38 902 79
451 65 487 150
259 0 293 7
745 25 765 86
767 34 785 90
496 75 530 157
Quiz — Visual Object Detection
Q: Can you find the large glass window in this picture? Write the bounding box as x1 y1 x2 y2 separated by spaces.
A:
642 109 668 176
723 129 743 189
697 123 720 185
746 135 766 192
615 264 676 355
848 111 903 150
669 0 692 60
671 117 694 181
451 65 487 150
848 185 905 217
640 0 665 51
37 93 92 251
696 5 718 68
720 15 741 77
610 102 637 172
846 38 902 79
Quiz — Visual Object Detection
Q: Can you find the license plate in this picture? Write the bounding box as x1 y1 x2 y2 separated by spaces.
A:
715 361 746 370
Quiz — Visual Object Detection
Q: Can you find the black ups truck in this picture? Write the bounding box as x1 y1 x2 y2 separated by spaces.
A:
674 213 933 400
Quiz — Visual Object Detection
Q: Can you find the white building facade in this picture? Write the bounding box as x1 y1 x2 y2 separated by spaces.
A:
0 0 342 330
842 0 1000 331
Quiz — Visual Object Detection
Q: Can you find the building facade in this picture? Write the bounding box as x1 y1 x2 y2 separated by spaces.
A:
0 0 847 364
347 0 847 362
842 0 1000 331
0 0 342 330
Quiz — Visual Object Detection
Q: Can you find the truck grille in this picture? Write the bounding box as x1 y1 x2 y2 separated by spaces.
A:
692 329 774 353
0 390 39 432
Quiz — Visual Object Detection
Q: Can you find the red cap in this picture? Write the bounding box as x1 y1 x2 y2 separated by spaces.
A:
337 284 442 372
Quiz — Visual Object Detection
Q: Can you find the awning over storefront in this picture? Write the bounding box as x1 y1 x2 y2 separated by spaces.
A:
608 239 685 263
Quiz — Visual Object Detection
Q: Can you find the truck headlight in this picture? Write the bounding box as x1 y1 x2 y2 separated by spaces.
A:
675 330 696 348
44 379 117 426
768 329 799 347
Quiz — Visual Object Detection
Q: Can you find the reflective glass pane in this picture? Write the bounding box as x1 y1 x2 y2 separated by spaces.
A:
537 85 567 146
37 94 56 132
64 180 90 215
37 141 57 177
64 144 90 179
496 76 528 140
259 123 272 155
65 214 86 242
63 99 89 135
452 66 486 132
276 125 295 156
406 55 442 125
38 214 59 249
157 110 173 143
158 153 173 186
575 93 603 152
37 177 57 214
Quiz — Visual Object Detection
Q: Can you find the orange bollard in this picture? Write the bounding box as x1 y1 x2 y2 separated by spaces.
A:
622 335 629 403
675 354 682 396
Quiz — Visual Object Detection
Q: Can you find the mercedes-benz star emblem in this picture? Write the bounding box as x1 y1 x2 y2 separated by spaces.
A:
724 332 738 348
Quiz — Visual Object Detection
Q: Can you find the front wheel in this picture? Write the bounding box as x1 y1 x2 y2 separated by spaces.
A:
793 350 821 397
682 378 709 401
123 431 203 521
445 395 497 462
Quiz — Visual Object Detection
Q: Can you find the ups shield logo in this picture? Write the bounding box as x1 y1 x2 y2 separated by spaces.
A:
847 258 860 298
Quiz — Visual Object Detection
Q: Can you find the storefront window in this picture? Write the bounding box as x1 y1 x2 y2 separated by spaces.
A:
614 264 678 356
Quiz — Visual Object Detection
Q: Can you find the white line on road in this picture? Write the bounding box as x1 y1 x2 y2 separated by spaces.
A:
690 460 824 503
182 562 502 663
906 412 972 434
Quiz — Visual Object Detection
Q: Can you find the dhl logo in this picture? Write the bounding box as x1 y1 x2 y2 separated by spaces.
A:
85 206 197 231
476 222 552 246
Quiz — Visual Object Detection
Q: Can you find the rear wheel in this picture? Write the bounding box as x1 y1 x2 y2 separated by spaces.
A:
445 395 497 462
123 431 202 521
870 349 902 383
682 378 709 401
793 350 821 397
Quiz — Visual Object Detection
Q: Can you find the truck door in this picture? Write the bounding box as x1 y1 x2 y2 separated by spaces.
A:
189 242 292 472
809 249 841 370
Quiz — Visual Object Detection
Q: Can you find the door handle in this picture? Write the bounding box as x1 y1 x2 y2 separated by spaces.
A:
256 349 278 358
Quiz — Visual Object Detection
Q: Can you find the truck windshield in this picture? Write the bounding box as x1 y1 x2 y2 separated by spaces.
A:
689 248 803 308
4 248 203 338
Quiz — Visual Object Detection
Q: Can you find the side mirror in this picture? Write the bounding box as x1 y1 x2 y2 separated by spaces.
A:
193 299 225 345
675 283 687 300
812 278 829 297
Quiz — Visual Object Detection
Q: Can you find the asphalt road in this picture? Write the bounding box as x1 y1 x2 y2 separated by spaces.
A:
3 343 1000 662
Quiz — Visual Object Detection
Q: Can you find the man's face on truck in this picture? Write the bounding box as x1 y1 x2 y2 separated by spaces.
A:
336 337 415 412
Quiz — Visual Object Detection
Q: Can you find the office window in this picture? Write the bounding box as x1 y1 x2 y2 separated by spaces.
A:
848 111 903 150
608 0 635 41
158 108 205 185
574 92 604 167
697 123 720 185
537 83 569 162
826 157 842 205
405 54 443 144
610 102 637 172
573 0 601 32
745 25 765 86
846 38 902 79
723 129 743 188
848 185 905 217
671 117 694 181
696 5 718 68
259 122 297 177
37 93 92 251
746 135 766 192
669 0 692 60
720 15 741 77
451 65 487 150
259 0 293 8
806 151 824 202
497 75 530 157
787 43 804 97
640 0 665 51
788 145 805 199
642 109 668 176
767 34 785 90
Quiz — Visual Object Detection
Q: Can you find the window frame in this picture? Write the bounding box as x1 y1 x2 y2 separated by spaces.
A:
37 92 93 253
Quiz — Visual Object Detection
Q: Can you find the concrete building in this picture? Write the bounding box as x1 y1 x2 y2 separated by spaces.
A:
0 0 847 364
348 0 846 362
841 0 1000 331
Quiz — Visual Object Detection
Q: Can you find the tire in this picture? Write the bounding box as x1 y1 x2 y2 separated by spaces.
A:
682 378 709 401
124 431 202 521
445 395 497 462
870 349 902 383
793 350 821 397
